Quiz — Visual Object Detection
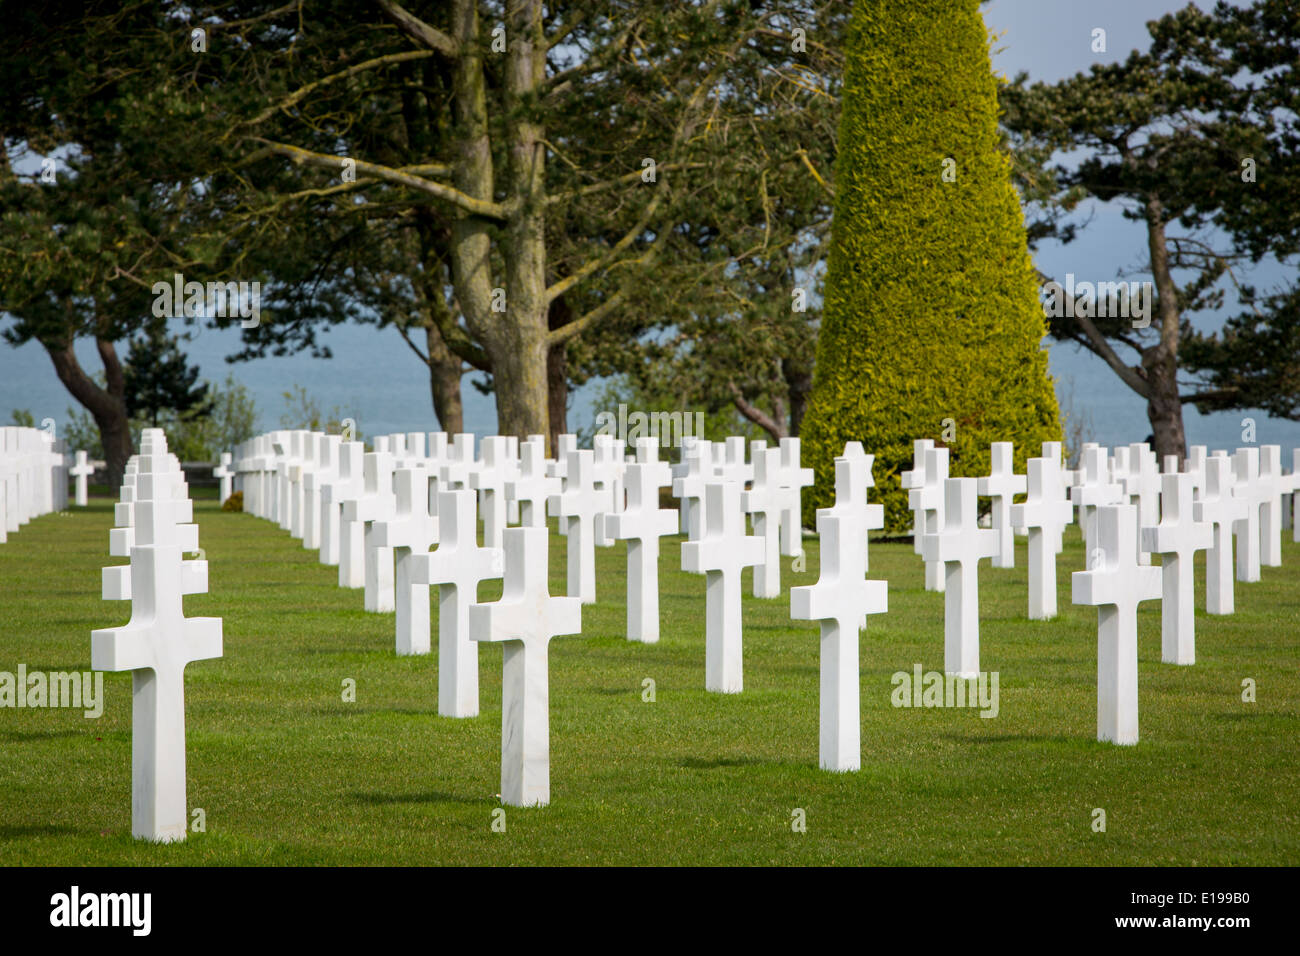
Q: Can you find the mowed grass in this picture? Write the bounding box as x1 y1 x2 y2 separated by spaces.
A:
1 488 1298 866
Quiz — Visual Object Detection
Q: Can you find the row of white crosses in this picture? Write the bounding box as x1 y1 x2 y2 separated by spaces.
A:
91 428 222 841
675 437 815 693
227 427 633 806
226 425 824 801
902 436 1300 749
1069 443 1296 745
224 425 1299 794
0 426 72 541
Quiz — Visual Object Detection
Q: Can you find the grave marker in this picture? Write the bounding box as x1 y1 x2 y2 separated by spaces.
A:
470 526 582 807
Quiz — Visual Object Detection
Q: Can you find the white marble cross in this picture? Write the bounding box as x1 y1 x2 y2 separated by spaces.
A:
592 434 625 547
1290 449 1300 544
325 441 365 579
301 436 336 552
501 434 553 528
288 431 312 538
547 434 579 536
1072 503 1162 745
1141 472 1212 665
507 436 559 528
1010 447 1075 619
470 436 512 549
775 437 814 557
1184 445 1208 498
410 488 503 718
907 445 949 592
343 450 397 612
550 449 602 604
470 525 582 807
921 477 999 677
1126 443 1160 566
1232 447 1262 583
71 450 94 507
91 468 222 842
716 436 753 486
681 480 765 693
741 445 784 598
374 465 439 655
213 452 233 503
604 439 676 642
978 442 1027 569
790 442 887 772
439 433 478 491
505 436 525 524
547 434 578 480
1194 455 1242 615
1257 445 1285 568
1071 445 1122 553
672 437 714 541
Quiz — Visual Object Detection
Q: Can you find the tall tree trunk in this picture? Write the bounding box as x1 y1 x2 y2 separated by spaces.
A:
1144 199 1187 460
446 0 548 443
495 0 551 444
45 336 134 487
783 357 812 437
425 324 464 433
546 294 572 449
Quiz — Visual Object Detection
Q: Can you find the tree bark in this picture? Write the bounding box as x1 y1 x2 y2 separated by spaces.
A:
728 380 787 442
494 0 551 444
45 336 134 488
546 294 572 450
783 357 812 437
424 324 464 433
1143 199 1187 460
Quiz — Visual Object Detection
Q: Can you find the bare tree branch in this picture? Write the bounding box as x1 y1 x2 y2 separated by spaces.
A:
375 0 458 57
253 139 509 220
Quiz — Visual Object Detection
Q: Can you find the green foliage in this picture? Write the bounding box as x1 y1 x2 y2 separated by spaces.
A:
279 384 361 442
63 405 103 458
9 409 35 428
1000 0 1300 443
800 0 1062 531
221 490 244 512
577 374 760 452
124 326 211 428
63 373 257 462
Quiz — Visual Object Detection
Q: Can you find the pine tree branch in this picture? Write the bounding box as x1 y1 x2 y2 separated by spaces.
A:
375 0 458 57
547 291 626 347
246 50 436 128
253 139 509 220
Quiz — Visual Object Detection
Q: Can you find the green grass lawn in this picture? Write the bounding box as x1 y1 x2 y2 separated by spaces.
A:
1 490 1297 865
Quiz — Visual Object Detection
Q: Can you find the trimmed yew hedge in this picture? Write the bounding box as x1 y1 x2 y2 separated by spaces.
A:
800 0 1062 531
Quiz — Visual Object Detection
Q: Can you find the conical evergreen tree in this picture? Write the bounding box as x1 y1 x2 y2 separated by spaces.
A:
800 0 1062 531
124 326 211 430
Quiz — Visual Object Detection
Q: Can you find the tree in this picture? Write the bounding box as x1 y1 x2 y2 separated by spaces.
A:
0 1 217 485
1000 1 1300 458
799 0 1062 531
172 1 846 449
61 373 258 462
124 326 212 428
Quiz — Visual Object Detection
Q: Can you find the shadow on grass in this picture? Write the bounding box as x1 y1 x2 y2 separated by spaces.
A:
0 824 78 839
311 706 445 718
679 755 768 769
939 733 1086 746
351 790 492 806
2 729 88 743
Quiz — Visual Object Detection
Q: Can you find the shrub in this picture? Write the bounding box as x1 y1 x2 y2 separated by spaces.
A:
799 0 1062 531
